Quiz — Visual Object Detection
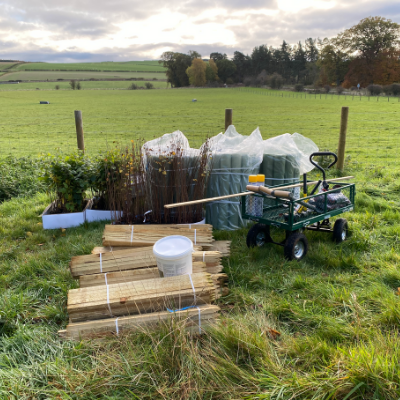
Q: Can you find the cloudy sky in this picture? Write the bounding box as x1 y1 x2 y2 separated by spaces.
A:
0 0 399 62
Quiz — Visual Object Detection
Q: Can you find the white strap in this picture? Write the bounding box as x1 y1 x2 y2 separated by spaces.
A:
130 226 134 243
203 251 205 262
104 274 113 316
194 229 197 245
188 274 196 304
197 306 201 334
100 253 102 273
110 246 113 252
115 317 120 335
189 224 192 229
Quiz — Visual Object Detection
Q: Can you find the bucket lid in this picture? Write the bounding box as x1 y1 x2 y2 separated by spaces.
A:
153 235 193 260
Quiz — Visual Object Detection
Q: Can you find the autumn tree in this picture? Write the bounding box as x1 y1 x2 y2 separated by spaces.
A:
337 16 400 85
186 58 207 86
316 38 350 86
159 51 201 87
205 59 219 83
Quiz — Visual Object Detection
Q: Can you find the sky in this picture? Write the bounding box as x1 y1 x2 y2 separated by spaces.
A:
0 0 399 63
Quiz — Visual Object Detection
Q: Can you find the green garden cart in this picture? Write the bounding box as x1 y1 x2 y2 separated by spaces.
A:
243 152 355 260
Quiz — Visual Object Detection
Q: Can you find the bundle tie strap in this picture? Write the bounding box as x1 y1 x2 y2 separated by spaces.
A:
104 274 113 316
100 253 102 273
194 229 197 245
115 317 120 335
203 251 205 262
130 226 134 243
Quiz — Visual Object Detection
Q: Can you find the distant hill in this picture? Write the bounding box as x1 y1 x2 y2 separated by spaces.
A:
13 61 165 73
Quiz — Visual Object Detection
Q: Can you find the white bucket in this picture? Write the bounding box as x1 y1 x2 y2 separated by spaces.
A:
153 235 193 278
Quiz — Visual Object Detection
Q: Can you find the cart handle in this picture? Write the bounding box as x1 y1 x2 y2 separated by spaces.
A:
309 152 338 182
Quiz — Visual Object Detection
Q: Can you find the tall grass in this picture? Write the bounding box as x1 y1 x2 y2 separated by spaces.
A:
1 156 400 398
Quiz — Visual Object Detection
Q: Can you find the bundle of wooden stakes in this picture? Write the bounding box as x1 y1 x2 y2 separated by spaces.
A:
67 272 228 323
102 224 214 247
59 225 231 340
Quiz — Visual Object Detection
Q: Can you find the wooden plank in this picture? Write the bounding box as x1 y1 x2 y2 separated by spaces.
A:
102 224 214 247
60 305 220 340
67 272 228 322
70 249 221 277
78 261 223 288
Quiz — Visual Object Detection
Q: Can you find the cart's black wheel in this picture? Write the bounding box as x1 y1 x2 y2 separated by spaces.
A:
284 233 308 261
246 224 271 248
333 218 348 243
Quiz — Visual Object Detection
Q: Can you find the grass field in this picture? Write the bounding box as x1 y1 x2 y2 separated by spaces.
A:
0 70 166 81
12 60 165 72
1 88 400 398
0 80 170 91
0 87 398 164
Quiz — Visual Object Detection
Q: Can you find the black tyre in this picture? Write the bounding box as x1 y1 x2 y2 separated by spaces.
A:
333 218 348 243
246 224 271 248
284 232 308 261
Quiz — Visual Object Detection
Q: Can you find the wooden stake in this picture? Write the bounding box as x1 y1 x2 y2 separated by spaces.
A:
337 107 349 170
74 110 85 152
225 108 233 131
164 176 354 208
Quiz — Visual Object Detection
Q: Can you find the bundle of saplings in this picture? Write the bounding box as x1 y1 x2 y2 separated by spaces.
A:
142 131 211 224
206 126 264 230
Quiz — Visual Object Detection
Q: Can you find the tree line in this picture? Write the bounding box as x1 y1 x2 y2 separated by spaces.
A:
159 17 400 89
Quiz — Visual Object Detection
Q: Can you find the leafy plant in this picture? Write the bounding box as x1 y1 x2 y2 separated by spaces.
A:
294 83 304 92
40 152 95 213
92 149 124 208
145 82 154 89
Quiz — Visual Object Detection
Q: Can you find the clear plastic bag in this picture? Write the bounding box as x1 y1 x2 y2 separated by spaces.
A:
206 126 264 230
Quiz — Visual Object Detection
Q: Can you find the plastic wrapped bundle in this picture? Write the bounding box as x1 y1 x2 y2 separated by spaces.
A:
206 126 263 230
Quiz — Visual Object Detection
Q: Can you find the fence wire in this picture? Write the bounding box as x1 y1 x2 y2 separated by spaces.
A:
0 87 398 170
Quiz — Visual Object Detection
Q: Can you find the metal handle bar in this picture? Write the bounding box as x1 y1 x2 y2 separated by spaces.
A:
309 152 338 181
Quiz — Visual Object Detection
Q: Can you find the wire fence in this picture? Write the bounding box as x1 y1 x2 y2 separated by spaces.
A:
0 87 398 171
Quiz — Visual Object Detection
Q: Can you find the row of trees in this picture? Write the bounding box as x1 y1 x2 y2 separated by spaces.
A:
160 17 400 88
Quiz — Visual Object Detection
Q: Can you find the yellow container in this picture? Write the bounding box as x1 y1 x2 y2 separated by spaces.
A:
248 175 257 183
257 174 265 183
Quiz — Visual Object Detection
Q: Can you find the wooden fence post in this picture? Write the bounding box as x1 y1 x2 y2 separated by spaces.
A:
74 110 85 152
337 107 349 170
225 108 233 131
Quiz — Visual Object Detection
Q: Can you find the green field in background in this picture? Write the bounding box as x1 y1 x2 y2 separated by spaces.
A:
0 70 166 81
11 60 165 72
0 80 170 91
0 88 398 162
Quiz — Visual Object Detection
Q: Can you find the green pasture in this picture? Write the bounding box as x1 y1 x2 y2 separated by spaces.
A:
0 70 166 81
12 60 165 72
1 88 400 398
0 80 169 91
0 87 398 163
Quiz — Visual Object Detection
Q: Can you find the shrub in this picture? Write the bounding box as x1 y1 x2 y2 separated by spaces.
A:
254 77 262 87
55 85 60 90
324 85 331 93
93 150 124 208
0 157 47 203
244 77 252 87
145 82 154 89
152 77 158 81
76 82 82 90
226 78 234 85
40 152 95 213
383 85 393 95
69 80 76 90
294 83 304 92
269 73 284 89
336 86 344 94
392 83 400 96
367 84 382 96
128 83 138 90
